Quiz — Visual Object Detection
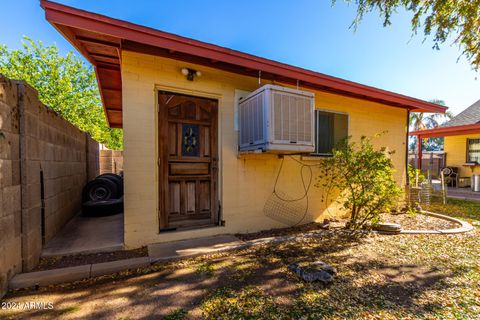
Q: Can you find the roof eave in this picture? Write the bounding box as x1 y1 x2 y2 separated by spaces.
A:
410 123 480 138
40 0 447 128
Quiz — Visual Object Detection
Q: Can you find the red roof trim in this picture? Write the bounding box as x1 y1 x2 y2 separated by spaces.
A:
40 0 447 127
410 123 480 138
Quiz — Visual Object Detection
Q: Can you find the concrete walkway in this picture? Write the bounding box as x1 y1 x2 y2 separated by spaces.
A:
432 182 480 201
444 187 480 202
42 213 124 257
148 235 243 260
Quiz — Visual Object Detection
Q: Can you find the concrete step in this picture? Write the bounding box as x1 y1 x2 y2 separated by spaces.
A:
10 235 245 291
9 257 151 290
148 234 244 260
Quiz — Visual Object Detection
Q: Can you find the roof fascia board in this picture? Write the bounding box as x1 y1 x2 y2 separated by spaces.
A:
410 124 480 137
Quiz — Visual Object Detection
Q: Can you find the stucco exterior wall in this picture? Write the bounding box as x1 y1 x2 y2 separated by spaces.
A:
444 134 480 177
122 51 407 248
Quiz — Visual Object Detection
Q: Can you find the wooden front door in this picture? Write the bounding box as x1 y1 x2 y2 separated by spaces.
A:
158 91 218 230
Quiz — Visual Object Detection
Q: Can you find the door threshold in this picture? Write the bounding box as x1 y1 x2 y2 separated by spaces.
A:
160 223 222 233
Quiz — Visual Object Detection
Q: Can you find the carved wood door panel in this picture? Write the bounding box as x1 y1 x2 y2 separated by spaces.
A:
158 91 218 230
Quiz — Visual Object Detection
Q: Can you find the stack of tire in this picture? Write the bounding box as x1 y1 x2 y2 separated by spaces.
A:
82 173 124 217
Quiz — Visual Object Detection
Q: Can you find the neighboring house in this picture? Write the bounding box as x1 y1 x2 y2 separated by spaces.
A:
41 0 446 248
410 100 480 180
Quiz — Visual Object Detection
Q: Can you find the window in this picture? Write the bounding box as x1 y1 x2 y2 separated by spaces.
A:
467 138 480 163
312 110 348 155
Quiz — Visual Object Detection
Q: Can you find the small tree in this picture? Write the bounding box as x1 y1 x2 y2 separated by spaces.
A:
317 135 403 229
0 37 122 149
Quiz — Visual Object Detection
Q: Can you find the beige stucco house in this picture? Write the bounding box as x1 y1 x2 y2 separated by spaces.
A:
41 0 446 248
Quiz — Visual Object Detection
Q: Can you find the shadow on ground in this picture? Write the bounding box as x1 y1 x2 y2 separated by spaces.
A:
1 232 462 319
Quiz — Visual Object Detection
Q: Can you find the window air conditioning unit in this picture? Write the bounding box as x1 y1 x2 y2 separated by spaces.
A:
238 84 315 153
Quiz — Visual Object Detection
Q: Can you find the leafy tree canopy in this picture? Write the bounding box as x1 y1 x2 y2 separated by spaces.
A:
0 37 122 149
339 0 480 71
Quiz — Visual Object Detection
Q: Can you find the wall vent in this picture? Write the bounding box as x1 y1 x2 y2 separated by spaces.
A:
238 84 315 153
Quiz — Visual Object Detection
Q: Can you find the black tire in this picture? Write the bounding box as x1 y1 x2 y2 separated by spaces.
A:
97 173 124 197
82 177 119 202
82 198 124 217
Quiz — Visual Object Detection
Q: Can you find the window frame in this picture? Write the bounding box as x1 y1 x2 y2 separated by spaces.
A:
466 138 480 163
311 108 350 157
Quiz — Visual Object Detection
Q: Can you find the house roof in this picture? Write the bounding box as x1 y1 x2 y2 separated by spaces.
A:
410 100 480 138
40 0 447 128
410 123 480 138
442 99 480 127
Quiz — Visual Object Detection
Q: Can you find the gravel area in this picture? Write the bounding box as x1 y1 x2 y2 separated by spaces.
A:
383 212 458 230
33 247 148 271
238 212 459 241
236 222 330 241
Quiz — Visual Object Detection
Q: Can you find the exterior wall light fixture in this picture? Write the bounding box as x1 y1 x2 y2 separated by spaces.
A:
181 68 202 81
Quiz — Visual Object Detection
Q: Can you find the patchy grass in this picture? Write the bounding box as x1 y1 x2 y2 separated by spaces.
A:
202 286 281 319
426 197 480 223
195 263 215 277
1 199 479 319
164 308 188 320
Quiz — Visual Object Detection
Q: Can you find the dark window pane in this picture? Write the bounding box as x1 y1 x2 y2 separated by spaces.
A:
315 112 333 154
313 110 348 155
182 124 200 157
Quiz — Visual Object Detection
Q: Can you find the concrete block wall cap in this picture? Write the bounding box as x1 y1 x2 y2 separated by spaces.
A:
9 265 90 290
385 211 474 235
9 257 152 291
90 257 150 277
423 211 474 232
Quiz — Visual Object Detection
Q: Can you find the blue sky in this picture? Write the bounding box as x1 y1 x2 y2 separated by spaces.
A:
0 0 478 115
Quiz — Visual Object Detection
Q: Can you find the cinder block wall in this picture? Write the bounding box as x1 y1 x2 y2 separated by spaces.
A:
0 76 100 297
0 77 22 298
99 149 123 175
87 137 100 181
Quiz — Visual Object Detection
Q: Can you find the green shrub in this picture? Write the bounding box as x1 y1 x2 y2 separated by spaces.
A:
317 135 403 229
408 164 426 186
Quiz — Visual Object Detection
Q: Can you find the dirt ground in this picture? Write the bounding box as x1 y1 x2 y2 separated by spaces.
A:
33 247 148 272
1 208 478 319
2 228 479 319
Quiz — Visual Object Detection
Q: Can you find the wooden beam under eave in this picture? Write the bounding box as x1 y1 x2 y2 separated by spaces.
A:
76 35 120 48
89 52 119 59
102 88 121 92
54 25 96 64
106 109 123 126
109 123 122 129
96 61 121 70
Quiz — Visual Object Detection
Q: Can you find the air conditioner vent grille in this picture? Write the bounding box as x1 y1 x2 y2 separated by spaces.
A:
239 84 314 153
